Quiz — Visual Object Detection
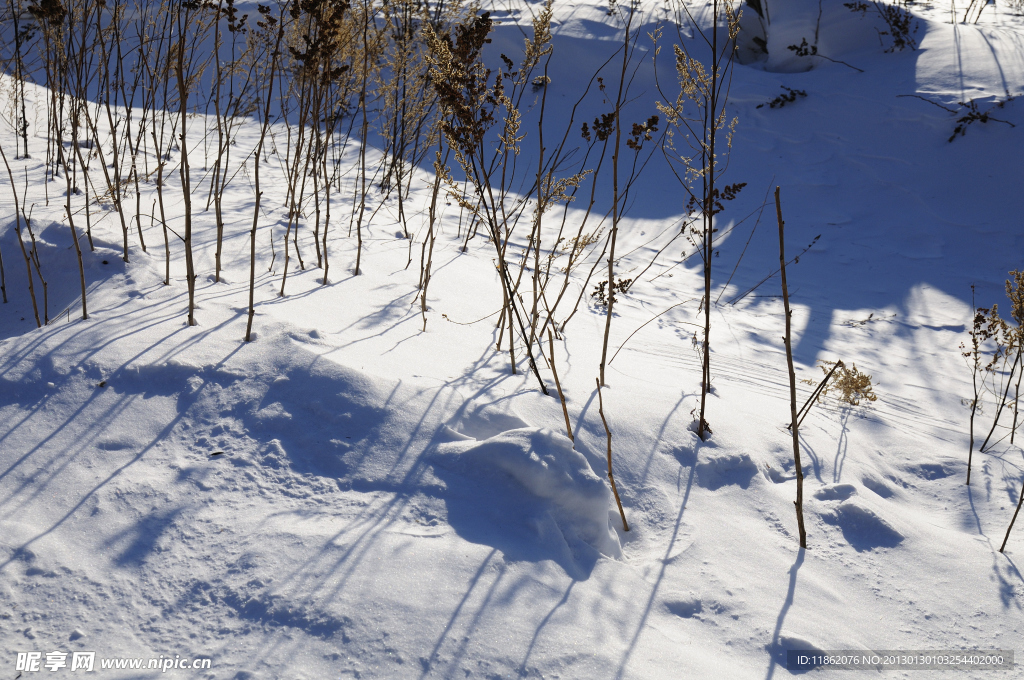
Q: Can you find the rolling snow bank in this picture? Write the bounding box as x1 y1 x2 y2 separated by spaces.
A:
0 279 650 678
432 427 622 578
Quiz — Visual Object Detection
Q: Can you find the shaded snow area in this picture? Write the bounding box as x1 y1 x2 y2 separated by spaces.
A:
2 1 1024 678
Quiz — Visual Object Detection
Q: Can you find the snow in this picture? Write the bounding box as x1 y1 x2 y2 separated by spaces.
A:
1 0 1023 678
433 426 623 571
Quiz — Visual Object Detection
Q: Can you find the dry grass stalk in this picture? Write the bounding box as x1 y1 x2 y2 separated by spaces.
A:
776 186 806 549
596 377 628 532
548 330 573 443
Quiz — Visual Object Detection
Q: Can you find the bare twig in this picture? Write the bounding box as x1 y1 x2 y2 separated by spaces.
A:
777 186 807 549
596 378 629 532
548 331 573 443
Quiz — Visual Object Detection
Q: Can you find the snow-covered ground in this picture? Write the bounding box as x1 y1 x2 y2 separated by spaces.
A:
1 1 1023 678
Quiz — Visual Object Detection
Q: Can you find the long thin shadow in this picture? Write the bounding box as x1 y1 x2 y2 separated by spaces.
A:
519 580 576 676
960 476 1024 610
442 559 508 677
262 342 504 610
0 407 186 574
992 547 1024 610
1 308 237 515
797 430 823 484
242 354 473 622
613 460 696 680
764 549 806 680
0 386 103 485
1002 553 1024 587
0 301 180 394
1 311 246 554
638 390 690 486
952 14 966 101
967 483 985 536
0 288 188 393
977 29 1010 97
329 296 421 351
0 314 201 494
833 409 850 483
419 548 498 679
1 391 143 522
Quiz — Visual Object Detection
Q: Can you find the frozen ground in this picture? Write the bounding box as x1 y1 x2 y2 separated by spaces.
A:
1 1 1023 678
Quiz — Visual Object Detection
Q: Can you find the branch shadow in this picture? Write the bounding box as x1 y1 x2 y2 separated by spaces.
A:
764 548 807 680
613 460 696 680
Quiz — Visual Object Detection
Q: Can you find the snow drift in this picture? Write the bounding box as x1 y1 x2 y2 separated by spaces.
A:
432 427 622 579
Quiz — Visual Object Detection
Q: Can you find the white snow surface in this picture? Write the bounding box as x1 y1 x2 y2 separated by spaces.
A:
434 426 624 569
1 1 1023 678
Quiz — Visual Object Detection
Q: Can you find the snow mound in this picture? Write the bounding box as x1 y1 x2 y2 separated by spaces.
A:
823 499 905 551
664 593 703 618
813 483 857 501
907 461 954 481
671 446 759 490
861 476 896 498
450 402 531 440
694 451 759 490
431 428 621 578
769 632 827 673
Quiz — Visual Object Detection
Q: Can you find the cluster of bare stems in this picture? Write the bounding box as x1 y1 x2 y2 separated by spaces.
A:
0 0 796 542
957 0 990 25
778 187 878 550
654 0 743 441
4 0 1015 559
961 274 1024 553
0 0 468 334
